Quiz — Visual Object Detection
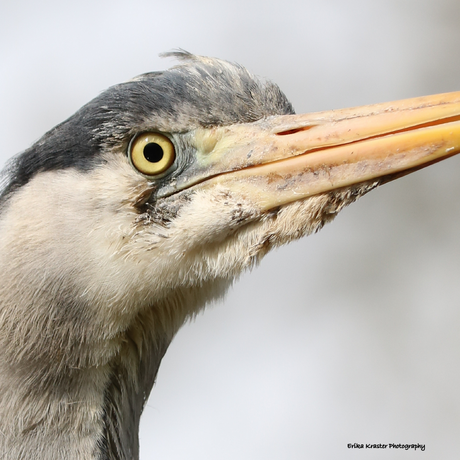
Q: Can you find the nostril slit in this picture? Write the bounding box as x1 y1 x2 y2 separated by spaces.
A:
276 126 315 136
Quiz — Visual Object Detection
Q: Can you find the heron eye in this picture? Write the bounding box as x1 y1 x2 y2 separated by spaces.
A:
129 133 176 176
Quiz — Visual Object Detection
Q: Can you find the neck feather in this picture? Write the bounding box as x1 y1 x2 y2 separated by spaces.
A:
0 307 173 460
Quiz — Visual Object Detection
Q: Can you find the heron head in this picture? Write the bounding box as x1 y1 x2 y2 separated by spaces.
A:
1 52 460 342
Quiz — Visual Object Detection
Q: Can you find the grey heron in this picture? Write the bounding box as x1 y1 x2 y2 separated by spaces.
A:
0 51 459 459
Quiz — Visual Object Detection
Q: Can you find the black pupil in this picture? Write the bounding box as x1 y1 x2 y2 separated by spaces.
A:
143 143 164 163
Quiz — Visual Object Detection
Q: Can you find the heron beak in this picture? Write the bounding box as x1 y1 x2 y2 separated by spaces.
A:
164 92 460 210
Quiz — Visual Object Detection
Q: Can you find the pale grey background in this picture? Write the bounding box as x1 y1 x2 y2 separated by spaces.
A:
1 0 460 458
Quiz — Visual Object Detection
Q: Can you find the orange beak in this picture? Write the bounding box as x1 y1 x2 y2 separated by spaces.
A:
162 92 460 210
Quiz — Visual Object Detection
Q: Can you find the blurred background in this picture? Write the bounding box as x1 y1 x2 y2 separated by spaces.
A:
2 0 460 458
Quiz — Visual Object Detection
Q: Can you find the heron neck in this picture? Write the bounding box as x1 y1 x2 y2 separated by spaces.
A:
98 333 171 460
0 317 172 460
